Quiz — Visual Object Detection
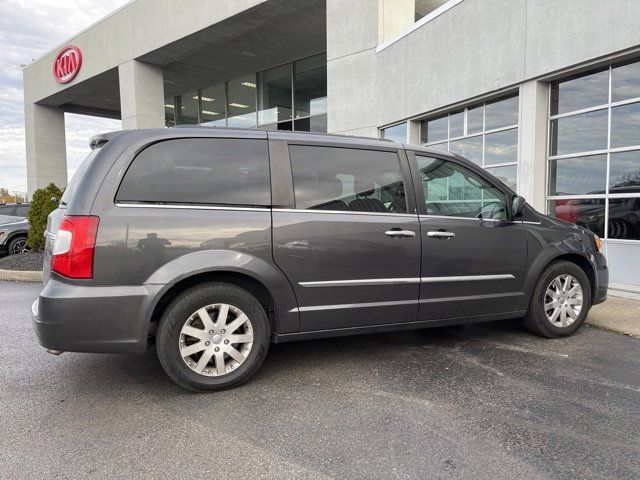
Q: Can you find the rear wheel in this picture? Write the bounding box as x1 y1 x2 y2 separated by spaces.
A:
7 236 28 255
524 261 592 338
156 282 270 392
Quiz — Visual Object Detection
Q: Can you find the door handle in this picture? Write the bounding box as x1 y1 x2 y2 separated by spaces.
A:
427 231 455 239
385 230 415 238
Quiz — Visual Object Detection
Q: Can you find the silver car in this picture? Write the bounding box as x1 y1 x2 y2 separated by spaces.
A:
0 203 29 225
0 218 29 256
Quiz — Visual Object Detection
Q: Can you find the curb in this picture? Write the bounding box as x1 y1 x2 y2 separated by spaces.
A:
0 269 43 282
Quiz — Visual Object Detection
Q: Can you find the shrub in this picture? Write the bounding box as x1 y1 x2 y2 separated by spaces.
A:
27 183 64 251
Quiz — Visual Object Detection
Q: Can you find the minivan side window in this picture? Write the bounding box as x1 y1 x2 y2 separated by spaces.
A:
116 138 270 206
289 145 406 213
416 155 508 220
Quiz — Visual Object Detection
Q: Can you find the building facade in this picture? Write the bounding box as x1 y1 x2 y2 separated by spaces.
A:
23 0 640 290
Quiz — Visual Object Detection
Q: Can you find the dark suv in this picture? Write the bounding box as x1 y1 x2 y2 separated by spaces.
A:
32 128 608 391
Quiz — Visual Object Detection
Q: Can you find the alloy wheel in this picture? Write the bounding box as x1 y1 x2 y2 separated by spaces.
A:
544 274 583 328
179 303 254 376
11 239 28 254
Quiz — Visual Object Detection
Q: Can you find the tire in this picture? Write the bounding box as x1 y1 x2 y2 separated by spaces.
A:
524 261 592 338
7 236 28 255
156 282 270 392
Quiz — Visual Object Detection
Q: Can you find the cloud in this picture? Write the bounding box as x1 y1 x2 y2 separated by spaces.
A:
0 0 128 195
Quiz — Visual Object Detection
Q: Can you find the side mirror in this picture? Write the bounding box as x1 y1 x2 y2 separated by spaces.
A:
51 196 59 204
511 195 526 220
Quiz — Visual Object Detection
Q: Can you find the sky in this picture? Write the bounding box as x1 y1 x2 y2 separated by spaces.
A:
0 0 129 196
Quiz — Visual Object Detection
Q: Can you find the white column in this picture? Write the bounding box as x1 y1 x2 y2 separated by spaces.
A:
25 103 68 196
118 60 165 129
517 80 549 211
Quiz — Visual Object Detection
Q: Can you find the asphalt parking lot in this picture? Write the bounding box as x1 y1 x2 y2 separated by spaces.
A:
1 281 639 479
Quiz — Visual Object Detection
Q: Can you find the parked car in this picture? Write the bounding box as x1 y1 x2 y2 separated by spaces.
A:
0 218 29 256
0 202 29 225
32 128 608 391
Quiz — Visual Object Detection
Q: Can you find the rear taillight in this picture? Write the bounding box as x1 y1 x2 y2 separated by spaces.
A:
51 216 99 279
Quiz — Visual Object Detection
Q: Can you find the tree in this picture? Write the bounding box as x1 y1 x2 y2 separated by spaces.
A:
27 183 64 251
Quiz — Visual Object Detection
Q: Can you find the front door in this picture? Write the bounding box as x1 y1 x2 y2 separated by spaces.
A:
411 153 527 321
273 143 421 332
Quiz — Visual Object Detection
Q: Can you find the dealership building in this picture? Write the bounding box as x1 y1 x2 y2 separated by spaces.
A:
23 0 640 290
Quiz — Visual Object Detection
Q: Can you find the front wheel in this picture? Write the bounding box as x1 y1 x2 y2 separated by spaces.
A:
524 261 592 338
7 236 28 255
156 282 270 392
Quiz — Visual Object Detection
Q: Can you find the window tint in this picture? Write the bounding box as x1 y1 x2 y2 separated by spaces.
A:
289 145 406 213
0 205 15 215
116 138 270 206
416 155 508 220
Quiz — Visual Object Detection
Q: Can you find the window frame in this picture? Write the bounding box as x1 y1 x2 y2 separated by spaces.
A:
281 139 417 216
406 149 517 221
546 60 640 243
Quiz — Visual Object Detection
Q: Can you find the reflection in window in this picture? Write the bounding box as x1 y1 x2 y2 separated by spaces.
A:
227 74 257 128
289 145 406 213
550 69 609 115
200 83 226 127
420 93 519 188
294 53 327 118
608 198 640 239
164 96 176 127
177 90 199 125
258 64 292 125
549 199 605 237
485 165 517 192
549 155 607 196
381 123 407 142
548 59 640 242
610 151 640 190
549 109 608 156
417 155 508 220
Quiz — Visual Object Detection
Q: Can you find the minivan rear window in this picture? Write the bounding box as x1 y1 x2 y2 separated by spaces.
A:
61 149 99 207
116 138 270 207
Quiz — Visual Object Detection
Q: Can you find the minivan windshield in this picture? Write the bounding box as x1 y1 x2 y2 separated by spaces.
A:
60 149 99 207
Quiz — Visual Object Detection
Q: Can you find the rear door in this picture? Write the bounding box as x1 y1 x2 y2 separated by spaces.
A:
272 141 421 332
409 152 527 320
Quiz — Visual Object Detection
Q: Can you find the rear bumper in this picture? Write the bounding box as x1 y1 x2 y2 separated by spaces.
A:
32 278 163 354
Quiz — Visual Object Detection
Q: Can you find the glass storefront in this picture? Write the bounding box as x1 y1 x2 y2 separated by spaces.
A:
418 93 519 191
165 53 327 133
548 60 640 243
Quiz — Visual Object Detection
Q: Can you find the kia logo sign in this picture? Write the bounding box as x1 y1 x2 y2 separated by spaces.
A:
53 46 82 84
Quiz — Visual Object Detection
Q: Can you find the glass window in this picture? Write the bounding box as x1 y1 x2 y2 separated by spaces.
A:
294 53 327 118
548 155 607 196
610 151 640 191
448 136 483 165
289 145 406 213
381 123 407 142
416 155 508 220
485 165 517 192
164 96 176 127
177 90 199 125
258 64 292 125
227 74 257 128
549 199 605 237
200 83 226 127
611 102 640 149
484 129 518 165
550 69 609 115
293 115 327 132
612 60 640 102
116 139 270 206
467 105 483 134
423 116 448 143
485 95 518 130
449 110 464 138
608 198 640 240
549 109 608 156
548 60 640 244
15 205 29 217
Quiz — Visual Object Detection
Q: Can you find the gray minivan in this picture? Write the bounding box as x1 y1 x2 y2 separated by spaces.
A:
32 128 608 391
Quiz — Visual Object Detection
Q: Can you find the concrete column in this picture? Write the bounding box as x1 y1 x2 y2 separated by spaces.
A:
25 103 68 195
408 120 421 145
517 80 549 211
378 0 414 44
118 60 165 129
